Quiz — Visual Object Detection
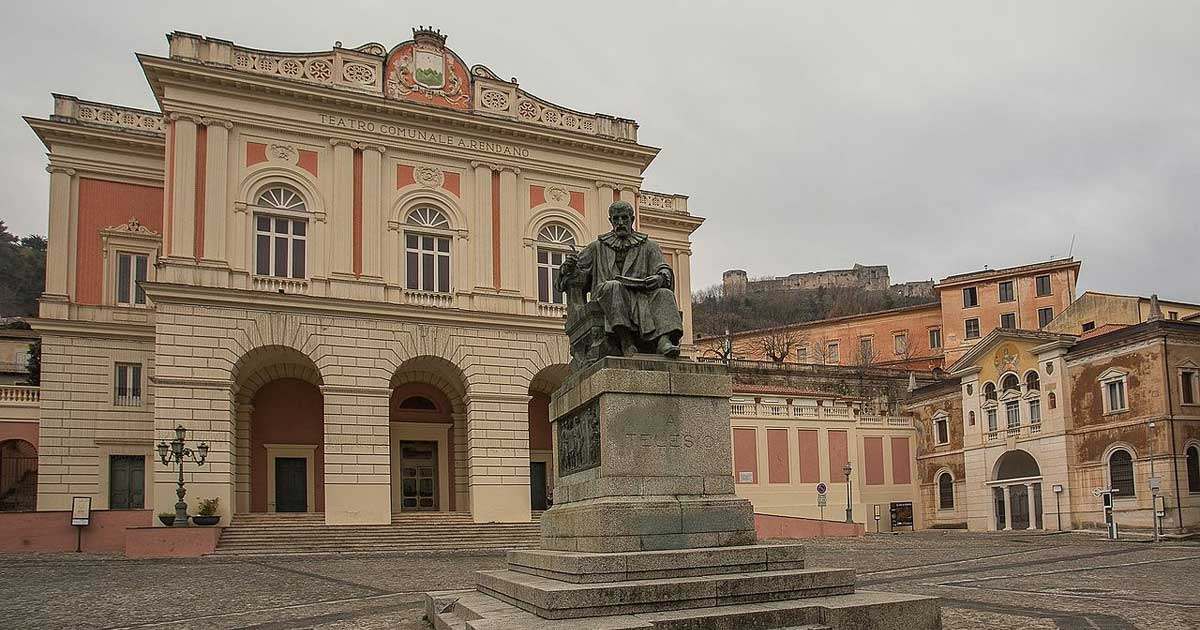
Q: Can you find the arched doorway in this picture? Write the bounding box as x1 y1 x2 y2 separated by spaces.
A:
389 356 467 513
232 346 325 514
0 439 37 512
528 364 568 511
989 449 1043 530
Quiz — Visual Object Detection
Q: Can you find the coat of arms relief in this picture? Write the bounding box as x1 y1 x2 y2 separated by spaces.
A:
385 27 468 106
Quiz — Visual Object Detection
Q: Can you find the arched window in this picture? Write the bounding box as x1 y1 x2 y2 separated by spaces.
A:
1001 373 1020 393
404 206 452 293
1025 371 1040 391
0 439 37 512
938 472 954 509
983 382 997 401
1048 392 1057 409
398 396 438 411
253 185 308 278
968 410 976 426
535 223 577 305
1187 445 1200 493
1109 449 1135 498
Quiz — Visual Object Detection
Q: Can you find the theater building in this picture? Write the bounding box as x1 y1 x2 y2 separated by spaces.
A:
23 28 701 525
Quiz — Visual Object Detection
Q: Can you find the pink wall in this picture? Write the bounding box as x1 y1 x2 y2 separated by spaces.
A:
0 421 38 448
864 437 885 485
827 430 848 484
797 430 819 483
528 393 552 451
755 513 863 539
0 510 150 553
732 428 757 484
125 526 221 558
75 178 164 305
891 437 911 484
250 378 324 512
766 429 789 484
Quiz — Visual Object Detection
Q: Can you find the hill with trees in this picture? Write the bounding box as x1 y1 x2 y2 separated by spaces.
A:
0 220 47 317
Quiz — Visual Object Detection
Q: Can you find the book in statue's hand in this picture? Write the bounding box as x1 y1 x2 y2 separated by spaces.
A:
615 275 655 288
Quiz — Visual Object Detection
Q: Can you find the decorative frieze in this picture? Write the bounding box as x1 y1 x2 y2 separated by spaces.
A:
74 103 165 133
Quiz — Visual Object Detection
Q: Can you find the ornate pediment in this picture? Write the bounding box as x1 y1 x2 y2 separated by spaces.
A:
101 217 160 239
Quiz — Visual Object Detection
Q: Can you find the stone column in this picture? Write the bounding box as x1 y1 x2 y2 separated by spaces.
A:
465 391 532 523
360 146 385 279
321 385 392 524
330 139 355 276
618 185 637 207
43 166 75 308
201 119 232 263
471 161 495 290
166 114 199 259
676 249 694 342
498 165 521 291
1002 485 1013 530
234 402 253 514
1025 483 1037 530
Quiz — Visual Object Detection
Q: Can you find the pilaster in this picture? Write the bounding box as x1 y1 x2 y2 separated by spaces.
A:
498 165 521 292
166 114 199 259
330 139 355 276
595 181 616 236
201 118 232 264
321 384 392 524
360 145 385 279
465 391 532 523
676 249 694 342
1025 483 1037 530
1002 485 1012 530
43 166 75 310
471 161 495 289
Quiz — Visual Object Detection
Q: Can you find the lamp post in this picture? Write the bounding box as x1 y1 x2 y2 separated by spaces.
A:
843 462 853 523
157 425 209 527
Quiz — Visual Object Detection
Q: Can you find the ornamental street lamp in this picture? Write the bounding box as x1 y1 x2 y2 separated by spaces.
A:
157 425 209 527
842 461 853 523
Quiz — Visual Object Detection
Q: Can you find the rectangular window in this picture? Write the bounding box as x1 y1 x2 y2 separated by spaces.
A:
963 287 978 308
986 408 997 432
405 232 452 293
114 363 143 407
254 214 306 279
116 252 149 306
965 318 980 339
1182 371 1197 405
1105 380 1127 412
1082 321 1096 332
935 417 949 445
1038 307 1054 328
893 333 908 355
1169 311 1179 320
1005 400 1020 428
796 346 807 363
928 328 942 349
766 429 789 484
537 249 567 304
1000 313 1016 329
998 281 1015 303
1036 274 1052 296
827 342 840 364
859 337 873 359
1029 399 1041 423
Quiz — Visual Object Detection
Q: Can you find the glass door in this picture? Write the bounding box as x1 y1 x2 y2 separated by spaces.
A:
399 441 438 511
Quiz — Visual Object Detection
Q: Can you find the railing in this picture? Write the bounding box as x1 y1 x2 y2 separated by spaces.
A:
729 402 906 426
537 302 567 318
400 290 455 308
0 386 39 406
253 276 310 295
113 395 143 408
984 422 1043 443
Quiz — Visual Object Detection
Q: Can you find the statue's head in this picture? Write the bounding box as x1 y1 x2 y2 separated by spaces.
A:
608 201 635 237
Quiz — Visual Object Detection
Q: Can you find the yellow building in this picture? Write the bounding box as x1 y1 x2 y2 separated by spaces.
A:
23 28 702 525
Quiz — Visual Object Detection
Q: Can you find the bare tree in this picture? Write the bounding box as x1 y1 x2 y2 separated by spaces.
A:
809 335 837 366
754 327 808 364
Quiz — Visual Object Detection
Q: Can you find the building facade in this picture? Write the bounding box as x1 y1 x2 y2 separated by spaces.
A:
23 29 702 525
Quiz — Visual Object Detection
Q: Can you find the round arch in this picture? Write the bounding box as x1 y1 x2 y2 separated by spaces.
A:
524 207 590 245
0 439 37 512
528 363 569 511
237 166 326 217
389 189 467 231
934 467 956 511
992 449 1042 481
389 355 469 513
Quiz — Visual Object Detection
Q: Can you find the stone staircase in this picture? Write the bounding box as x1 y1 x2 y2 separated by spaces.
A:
210 512 541 556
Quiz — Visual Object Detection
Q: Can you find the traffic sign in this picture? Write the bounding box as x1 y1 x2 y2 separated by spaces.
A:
817 494 827 508
1092 487 1103 497
816 482 828 496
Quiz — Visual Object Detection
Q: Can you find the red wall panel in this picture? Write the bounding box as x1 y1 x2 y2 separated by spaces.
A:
864 436 885 486
766 429 789 483
75 179 164 305
732 428 757 484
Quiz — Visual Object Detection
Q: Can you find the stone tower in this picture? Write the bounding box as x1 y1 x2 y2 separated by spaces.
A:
722 269 748 296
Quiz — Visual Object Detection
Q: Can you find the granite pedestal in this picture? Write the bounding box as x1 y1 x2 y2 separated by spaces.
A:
426 358 940 629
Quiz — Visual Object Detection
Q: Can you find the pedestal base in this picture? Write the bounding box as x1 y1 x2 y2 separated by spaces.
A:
426 543 940 629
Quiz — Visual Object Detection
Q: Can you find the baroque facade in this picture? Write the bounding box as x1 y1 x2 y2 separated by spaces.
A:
22 28 702 525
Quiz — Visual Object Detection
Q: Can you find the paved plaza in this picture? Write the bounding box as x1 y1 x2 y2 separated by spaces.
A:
0 531 1196 629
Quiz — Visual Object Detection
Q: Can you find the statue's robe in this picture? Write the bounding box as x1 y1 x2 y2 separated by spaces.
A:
559 231 684 345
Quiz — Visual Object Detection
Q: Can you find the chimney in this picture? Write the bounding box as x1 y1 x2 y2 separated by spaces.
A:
1148 294 1164 322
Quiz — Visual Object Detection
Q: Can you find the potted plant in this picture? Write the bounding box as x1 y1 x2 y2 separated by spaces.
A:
192 498 220 526
157 512 176 527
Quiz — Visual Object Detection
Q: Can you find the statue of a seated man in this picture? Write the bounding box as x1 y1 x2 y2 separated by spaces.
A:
557 201 684 366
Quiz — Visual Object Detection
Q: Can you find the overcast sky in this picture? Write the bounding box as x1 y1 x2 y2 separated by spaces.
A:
3 1 1198 298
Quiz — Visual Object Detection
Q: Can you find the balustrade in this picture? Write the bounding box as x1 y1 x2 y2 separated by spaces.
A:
0 385 39 406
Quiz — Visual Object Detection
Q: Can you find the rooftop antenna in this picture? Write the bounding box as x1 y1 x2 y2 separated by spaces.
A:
1067 233 1076 258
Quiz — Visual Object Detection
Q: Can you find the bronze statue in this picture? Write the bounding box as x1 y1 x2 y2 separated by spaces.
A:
557 201 684 368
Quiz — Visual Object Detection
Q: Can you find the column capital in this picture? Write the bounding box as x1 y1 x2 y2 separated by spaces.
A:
361 144 388 155
595 180 616 189
329 137 355 148
45 165 76 176
167 112 203 125
470 160 498 171
617 184 639 193
200 117 234 129
498 164 521 175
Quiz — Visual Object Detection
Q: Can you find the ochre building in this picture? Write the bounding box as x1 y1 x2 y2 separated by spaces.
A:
22 28 702 525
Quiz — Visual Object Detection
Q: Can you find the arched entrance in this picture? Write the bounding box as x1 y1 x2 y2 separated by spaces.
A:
232 346 325 514
0 439 37 512
389 356 467 513
528 364 568 511
989 449 1043 530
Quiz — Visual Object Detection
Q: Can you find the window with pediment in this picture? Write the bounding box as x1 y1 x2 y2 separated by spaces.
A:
535 223 577 304
253 185 308 279
404 206 452 293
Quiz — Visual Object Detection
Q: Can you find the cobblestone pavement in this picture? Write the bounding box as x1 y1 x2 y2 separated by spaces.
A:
0 531 1196 629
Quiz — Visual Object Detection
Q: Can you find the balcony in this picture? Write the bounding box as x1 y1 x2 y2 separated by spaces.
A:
729 401 883 424
984 422 1043 443
0 385 39 406
253 276 309 295
399 290 455 308
537 302 567 318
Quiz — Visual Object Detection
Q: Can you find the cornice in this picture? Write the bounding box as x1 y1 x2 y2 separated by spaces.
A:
138 281 569 335
25 117 165 155
138 54 660 167
26 317 155 340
